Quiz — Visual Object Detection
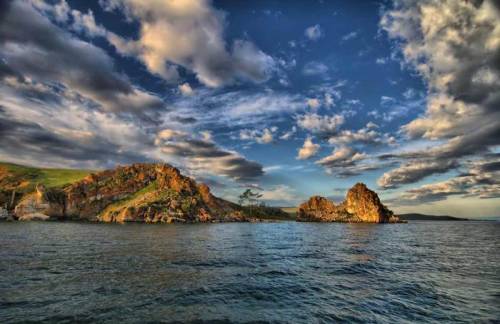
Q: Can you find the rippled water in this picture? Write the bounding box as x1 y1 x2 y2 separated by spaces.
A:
0 221 499 323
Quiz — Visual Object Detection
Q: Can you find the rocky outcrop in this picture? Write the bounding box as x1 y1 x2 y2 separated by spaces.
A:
12 163 245 223
297 183 400 223
18 213 51 221
0 206 11 220
14 184 65 220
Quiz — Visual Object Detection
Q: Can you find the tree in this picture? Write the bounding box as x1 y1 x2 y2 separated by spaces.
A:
238 189 262 217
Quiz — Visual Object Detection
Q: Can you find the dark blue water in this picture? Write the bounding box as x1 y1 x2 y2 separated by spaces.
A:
0 221 499 323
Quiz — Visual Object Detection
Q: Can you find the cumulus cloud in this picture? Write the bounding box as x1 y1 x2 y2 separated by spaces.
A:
102 0 275 87
70 8 107 37
239 128 275 144
380 0 500 182
178 83 194 96
304 24 322 41
316 146 366 171
156 129 263 180
328 123 396 146
296 113 344 135
297 137 320 160
316 146 391 178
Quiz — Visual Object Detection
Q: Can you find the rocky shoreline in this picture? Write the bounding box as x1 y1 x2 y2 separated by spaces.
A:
1 163 402 224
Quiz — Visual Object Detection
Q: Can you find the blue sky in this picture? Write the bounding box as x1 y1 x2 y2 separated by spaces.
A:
0 0 499 217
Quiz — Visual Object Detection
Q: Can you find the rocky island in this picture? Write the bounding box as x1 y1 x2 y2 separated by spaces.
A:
1 162 401 223
297 183 401 223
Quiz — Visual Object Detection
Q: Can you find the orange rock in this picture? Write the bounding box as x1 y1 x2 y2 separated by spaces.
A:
297 183 399 223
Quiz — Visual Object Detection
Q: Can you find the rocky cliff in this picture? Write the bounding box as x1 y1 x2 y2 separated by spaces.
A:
12 163 245 223
297 183 400 223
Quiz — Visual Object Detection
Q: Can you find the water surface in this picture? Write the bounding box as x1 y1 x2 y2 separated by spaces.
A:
1 221 499 323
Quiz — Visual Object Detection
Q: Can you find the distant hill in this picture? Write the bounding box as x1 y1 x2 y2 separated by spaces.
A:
397 213 468 221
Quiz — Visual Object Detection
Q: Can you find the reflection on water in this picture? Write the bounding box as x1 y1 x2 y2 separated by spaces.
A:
0 221 499 323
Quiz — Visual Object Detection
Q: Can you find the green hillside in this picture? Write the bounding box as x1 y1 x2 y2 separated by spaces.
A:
0 162 92 208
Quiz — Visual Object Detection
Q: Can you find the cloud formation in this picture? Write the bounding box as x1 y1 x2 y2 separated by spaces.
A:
316 146 366 174
379 0 500 187
328 122 395 146
157 129 264 180
304 24 322 41
297 137 320 160
239 128 275 144
378 160 457 189
102 0 275 87
392 157 500 205
0 1 163 114
296 113 344 136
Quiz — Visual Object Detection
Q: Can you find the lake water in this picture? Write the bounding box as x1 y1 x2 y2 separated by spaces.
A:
0 221 499 323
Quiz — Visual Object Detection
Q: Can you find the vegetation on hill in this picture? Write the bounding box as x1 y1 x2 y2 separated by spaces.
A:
0 162 92 209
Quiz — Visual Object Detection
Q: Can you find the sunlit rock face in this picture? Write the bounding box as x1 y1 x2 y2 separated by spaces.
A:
297 183 399 223
14 184 65 220
13 163 244 223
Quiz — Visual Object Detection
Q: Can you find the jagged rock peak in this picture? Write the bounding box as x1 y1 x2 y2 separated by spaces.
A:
297 183 400 223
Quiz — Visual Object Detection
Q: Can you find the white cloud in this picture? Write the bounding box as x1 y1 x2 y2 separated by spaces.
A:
296 113 344 135
297 137 320 160
304 24 322 41
70 8 107 37
341 31 358 41
280 126 296 140
316 145 367 175
178 83 194 96
239 128 275 144
380 0 500 184
102 0 275 87
258 128 274 144
302 61 328 76
324 93 334 107
328 123 395 146
306 98 321 109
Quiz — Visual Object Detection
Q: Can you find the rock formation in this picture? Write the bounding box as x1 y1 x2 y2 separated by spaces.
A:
0 206 10 220
297 183 400 223
10 163 245 223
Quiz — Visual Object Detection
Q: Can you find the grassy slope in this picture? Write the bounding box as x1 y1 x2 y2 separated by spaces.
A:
0 162 92 189
98 181 160 216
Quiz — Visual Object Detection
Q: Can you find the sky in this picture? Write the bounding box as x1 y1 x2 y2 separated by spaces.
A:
0 0 499 218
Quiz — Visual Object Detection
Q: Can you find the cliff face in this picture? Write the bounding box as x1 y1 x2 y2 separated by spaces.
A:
13 163 244 223
297 183 400 223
